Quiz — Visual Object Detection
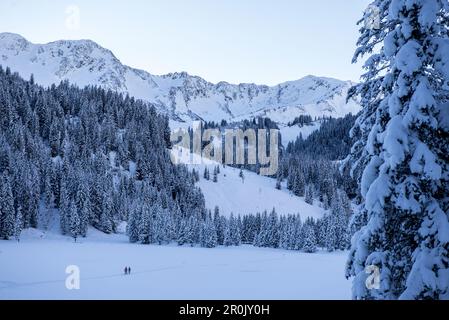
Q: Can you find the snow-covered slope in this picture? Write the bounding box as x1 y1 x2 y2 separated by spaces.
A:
0 33 360 123
279 121 322 146
171 147 325 219
197 165 324 219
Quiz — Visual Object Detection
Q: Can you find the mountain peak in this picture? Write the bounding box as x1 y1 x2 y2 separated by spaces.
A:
0 33 360 123
0 32 28 42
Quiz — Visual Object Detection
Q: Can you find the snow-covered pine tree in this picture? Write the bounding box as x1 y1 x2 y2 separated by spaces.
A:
213 166 218 183
68 201 81 242
26 164 40 229
139 203 153 244
321 194 330 210
239 169 245 183
222 215 233 246
203 167 210 181
305 184 314 205
200 216 218 248
267 208 280 248
154 205 170 245
293 171 305 197
325 214 337 252
75 180 90 237
0 67 206 242
287 215 298 250
99 197 113 234
254 211 268 247
316 217 327 248
302 222 317 253
168 212 177 242
0 173 15 240
14 205 23 242
279 216 289 249
127 202 140 243
177 218 189 246
187 215 198 247
192 169 199 183
90 173 104 227
345 0 449 299
59 174 69 234
332 190 350 250
287 167 295 191
293 215 303 250
44 173 55 209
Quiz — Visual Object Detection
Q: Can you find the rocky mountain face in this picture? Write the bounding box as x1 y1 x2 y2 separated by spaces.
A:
0 33 360 123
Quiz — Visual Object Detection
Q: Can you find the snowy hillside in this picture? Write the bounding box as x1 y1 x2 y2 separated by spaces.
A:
0 33 360 123
278 121 322 146
171 147 325 219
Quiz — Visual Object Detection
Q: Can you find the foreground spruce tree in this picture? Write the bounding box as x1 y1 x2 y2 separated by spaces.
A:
345 0 449 299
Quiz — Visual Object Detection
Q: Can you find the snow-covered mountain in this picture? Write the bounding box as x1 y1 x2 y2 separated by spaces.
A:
0 32 360 123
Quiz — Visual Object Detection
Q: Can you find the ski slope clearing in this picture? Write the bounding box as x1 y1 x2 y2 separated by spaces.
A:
279 121 322 146
0 229 350 300
171 147 325 219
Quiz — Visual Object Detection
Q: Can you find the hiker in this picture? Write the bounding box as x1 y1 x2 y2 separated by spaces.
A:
124 267 128 275
128 267 131 275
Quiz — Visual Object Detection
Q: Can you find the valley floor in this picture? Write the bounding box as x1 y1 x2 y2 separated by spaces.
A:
0 228 350 300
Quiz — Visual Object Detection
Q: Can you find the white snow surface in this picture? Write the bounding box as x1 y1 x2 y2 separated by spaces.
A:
0 33 360 123
279 121 322 146
171 147 325 219
0 227 350 300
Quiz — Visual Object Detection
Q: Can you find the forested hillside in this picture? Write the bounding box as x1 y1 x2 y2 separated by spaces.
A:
0 66 205 241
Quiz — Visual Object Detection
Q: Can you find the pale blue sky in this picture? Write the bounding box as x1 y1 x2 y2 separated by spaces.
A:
0 0 371 85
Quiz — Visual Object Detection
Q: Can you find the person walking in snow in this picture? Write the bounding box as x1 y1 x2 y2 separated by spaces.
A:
124 267 128 275
128 267 131 275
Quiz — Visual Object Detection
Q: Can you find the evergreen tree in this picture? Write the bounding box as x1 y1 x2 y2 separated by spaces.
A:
316 217 327 248
203 167 210 181
345 0 449 299
59 177 69 234
127 203 140 243
325 215 337 252
75 181 90 237
224 214 241 246
279 216 289 249
177 218 189 246
154 205 170 245
267 208 280 248
187 215 198 247
213 206 225 245
293 171 305 197
139 203 153 244
304 185 314 205
302 222 317 253
239 169 244 183
99 197 113 234
200 217 218 248
0 66 207 244
213 166 218 183
44 173 55 209
14 206 23 242
0 173 15 240
68 201 81 242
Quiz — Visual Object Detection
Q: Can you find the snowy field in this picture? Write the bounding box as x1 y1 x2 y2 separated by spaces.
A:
0 228 350 300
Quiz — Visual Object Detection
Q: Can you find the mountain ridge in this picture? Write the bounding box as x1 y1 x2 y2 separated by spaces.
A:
0 32 360 123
